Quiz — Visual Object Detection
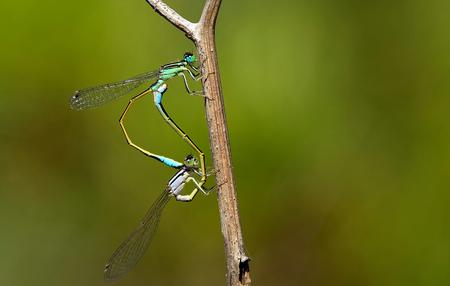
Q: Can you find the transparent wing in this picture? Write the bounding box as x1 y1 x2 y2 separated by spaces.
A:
70 70 159 110
104 188 171 281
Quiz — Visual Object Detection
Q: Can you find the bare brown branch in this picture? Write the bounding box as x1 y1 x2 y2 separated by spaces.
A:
145 1 251 285
145 0 197 39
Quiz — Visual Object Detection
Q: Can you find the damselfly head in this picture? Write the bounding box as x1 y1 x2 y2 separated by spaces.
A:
183 52 197 64
184 154 199 168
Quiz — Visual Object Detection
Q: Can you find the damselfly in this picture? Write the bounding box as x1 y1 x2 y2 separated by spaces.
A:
104 155 211 281
70 53 207 188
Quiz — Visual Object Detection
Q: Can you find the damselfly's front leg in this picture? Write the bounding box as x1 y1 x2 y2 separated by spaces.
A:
175 177 211 202
190 64 199 73
119 88 183 169
178 72 204 96
180 68 216 99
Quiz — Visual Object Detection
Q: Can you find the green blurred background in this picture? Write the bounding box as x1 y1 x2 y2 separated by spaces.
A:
1 0 449 285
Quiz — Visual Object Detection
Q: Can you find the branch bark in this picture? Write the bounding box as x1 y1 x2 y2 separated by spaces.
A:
145 1 251 285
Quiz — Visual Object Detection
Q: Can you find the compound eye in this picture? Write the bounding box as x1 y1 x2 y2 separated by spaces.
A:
184 52 196 62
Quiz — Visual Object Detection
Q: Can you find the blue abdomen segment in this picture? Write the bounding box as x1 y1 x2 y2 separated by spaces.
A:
153 83 168 105
154 92 162 105
157 156 183 168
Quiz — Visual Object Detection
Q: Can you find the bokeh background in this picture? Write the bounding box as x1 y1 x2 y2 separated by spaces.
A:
1 0 449 285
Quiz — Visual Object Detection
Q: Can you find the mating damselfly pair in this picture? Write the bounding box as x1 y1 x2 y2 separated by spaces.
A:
70 52 213 281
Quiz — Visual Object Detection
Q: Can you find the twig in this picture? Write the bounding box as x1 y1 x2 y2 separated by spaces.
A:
145 1 251 285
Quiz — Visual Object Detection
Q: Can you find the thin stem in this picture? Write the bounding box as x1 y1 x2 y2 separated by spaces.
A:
199 0 222 28
145 1 251 285
145 0 198 40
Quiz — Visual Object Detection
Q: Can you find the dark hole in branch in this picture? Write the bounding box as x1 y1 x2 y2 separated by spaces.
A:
238 256 250 283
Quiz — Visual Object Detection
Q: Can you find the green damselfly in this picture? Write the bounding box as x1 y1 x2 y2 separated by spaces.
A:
70 53 208 191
